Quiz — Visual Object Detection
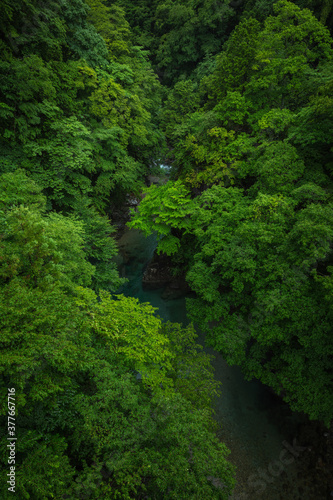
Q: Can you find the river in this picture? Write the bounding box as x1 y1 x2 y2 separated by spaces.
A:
115 227 327 500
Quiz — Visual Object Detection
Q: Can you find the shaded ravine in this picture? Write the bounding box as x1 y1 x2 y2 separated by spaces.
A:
115 228 327 500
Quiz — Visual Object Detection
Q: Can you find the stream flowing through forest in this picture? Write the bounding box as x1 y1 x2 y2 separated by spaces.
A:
115 228 327 500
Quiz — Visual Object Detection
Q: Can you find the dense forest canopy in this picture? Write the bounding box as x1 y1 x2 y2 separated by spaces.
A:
130 0 333 424
0 0 332 498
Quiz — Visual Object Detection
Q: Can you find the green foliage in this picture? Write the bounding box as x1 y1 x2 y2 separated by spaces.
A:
162 321 221 410
154 0 237 83
247 141 305 194
246 0 333 110
86 0 132 60
0 169 46 210
82 289 175 390
5 0 333 496
72 197 125 291
0 172 235 498
204 17 261 101
68 367 235 500
132 172 333 423
0 0 164 212
176 126 239 188
129 181 195 254
160 79 200 140
117 0 238 84
0 206 94 290
0 432 74 500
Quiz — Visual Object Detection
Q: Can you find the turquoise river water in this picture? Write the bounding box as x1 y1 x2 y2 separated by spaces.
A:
115 228 327 500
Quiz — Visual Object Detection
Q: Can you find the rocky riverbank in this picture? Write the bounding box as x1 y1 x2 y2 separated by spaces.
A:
142 251 190 299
